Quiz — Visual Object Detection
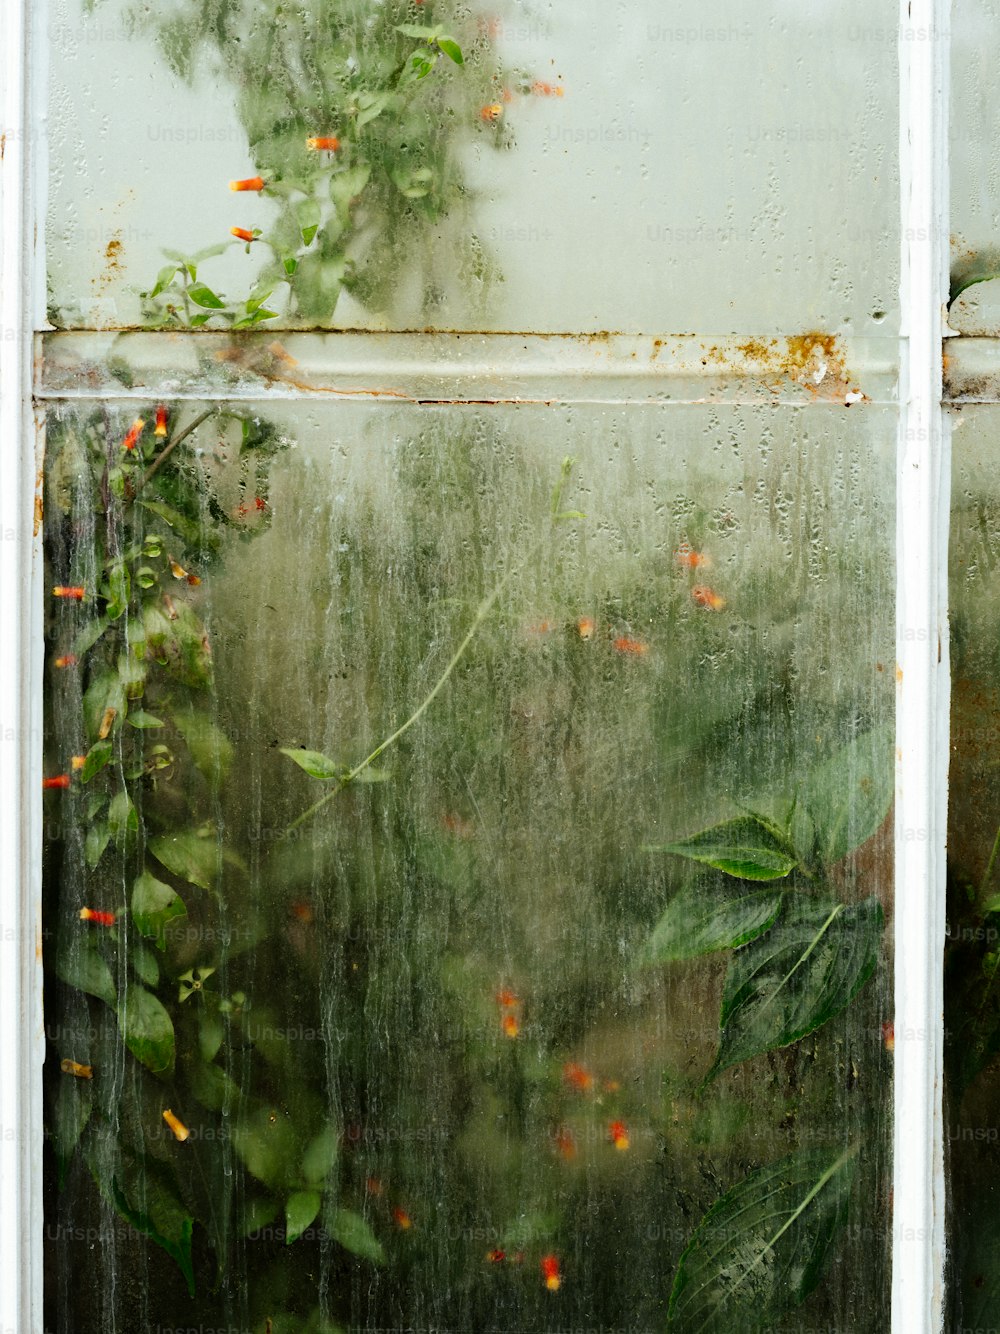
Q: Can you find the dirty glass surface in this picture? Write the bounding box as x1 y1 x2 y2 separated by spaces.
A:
46 0 899 333
41 2 900 1332
951 0 1000 333
946 409 1000 1326
42 399 896 1332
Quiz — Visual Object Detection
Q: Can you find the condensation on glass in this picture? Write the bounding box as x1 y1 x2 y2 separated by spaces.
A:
41 2 900 1332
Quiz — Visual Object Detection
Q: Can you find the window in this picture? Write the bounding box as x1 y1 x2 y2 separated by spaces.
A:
1 1 951 1330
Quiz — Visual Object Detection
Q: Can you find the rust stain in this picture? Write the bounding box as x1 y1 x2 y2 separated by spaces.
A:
93 229 125 296
1 133 6 161
895 665 903 684
34 462 44 536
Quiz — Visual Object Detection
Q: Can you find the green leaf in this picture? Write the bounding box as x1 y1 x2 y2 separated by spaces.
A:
149 830 219 890
117 984 175 1075
49 1074 93 1185
301 1127 339 1184
73 615 110 657
143 600 213 689
330 165 371 219
395 22 443 37
331 1207 385 1264
110 1176 195 1298
188 282 226 309
279 747 343 781
709 895 883 1079
105 562 131 621
642 882 784 964
54 944 116 1006
78 739 113 784
198 1010 224 1063
356 93 389 128
85 822 111 869
132 870 187 950
108 790 138 845
139 500 204 548
187 1059 238 1112
149 264 179 298
172 709 234 783
241 1196 280 1238
234 1107 301 1189
286 1190 322 1244
667 1146 856 1332
797 725 893 867
82 670 126 744
436 36 463 64
644 815 798 881
131 941 160 987
128 710 165 729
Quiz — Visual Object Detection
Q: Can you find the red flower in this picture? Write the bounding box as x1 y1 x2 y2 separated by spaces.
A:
230 176 265 192
306 136 340 151
79 907 116 926
540 1254 561 1290
154 405 169 437
122 417 146 452
42 774 71 790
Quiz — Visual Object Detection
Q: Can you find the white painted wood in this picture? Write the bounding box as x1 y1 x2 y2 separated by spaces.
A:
893 0 950 1328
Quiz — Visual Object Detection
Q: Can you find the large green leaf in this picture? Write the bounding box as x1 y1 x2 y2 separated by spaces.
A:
286 1190 322 1244
131 869 187 949
280 747 342 780
667 1146 856 1332
49 1074 93 1185
645 816 797 881
117 984 175 1075
234 1107 302 1189
149 830 219 889
110 1174 195 1297
54 944 116 1006
796 725 893 867
642 882 784 964
709 895 883 1079
173 709 234 783
331 1207 385 1264
301 1126 339 1184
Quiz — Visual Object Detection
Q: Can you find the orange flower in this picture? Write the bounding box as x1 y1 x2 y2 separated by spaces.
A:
612 636 649 657
562 1062 594 1093
230 176 265 192
43 774 70 790
79 908 116 926
393 1207 413 1230
540 1254 561 1291
576 616 596 640
70 755 87 771
496 988 519 1009
60 1059 93 1079
231 226 256 243
608 1120 630 1151
502 1012 520 1039
486 1248 506 1264
53 654 77 668
479 103 503 122
52 586 85 600
691 585 726 612
162 1108 190 1142
98 706 117 740
882 1021 895 1053
154 405 169 437
675 543 712 570
290 900 315 924
306 136 340 151
552 1125 577 1161
122 417 146 452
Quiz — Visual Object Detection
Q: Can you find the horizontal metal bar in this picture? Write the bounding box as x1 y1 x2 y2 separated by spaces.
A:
36 330 900 406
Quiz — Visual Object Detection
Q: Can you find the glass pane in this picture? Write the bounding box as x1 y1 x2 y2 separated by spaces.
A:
946 406 1000 1323
43 397 895 1332
47 0 900 333
951 0 1000 332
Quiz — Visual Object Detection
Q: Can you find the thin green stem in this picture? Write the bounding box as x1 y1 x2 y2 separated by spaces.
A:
135 409 217 495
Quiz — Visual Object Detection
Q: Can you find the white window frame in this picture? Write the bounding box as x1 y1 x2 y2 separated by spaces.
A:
0 0 950 1328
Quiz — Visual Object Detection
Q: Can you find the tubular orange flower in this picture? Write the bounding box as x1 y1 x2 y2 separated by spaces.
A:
70 755 87 771
613 636 649 657
882 1021 895 1052
501 1012 520 1039
154 404 169 436
43 774 71 790
52 586 85 600
540 1254 561 1291
306 136 340 151
691 585 726 611
79 908 117 926
563 1062 594 1093
393 1207 413 1230
53 654 77 668
575 616 595 640
496 988 519 1009
60 1059 93 1079
674 543 711 570
231 227 256 243
486 1248 506 1263
479 103 503 122
98 706 117 740
608 1120 630 1151
162 1108 190 1142
230 176 265 192
122 417 146 452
